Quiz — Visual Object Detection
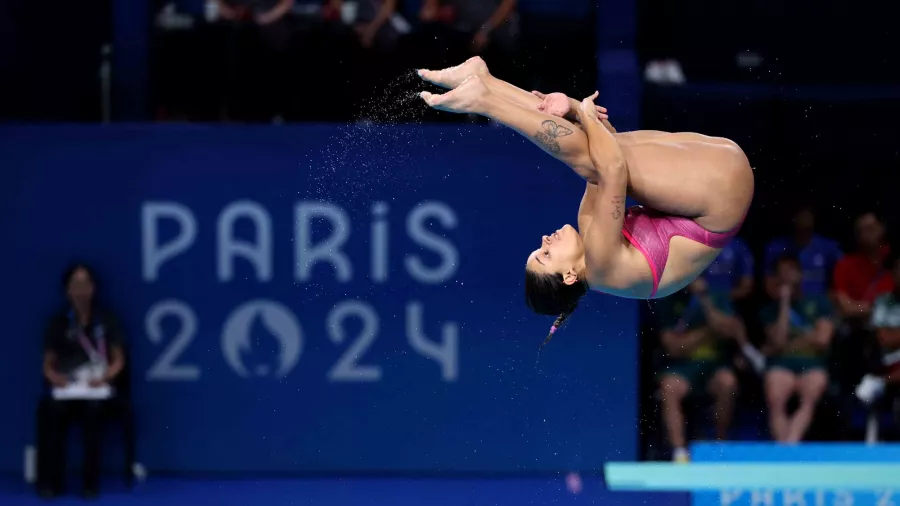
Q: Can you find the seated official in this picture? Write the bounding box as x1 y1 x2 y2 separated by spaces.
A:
38 264 125 499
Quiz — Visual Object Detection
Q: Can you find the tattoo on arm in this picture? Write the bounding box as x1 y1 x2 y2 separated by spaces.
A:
532 120 574 154
611 196 625 219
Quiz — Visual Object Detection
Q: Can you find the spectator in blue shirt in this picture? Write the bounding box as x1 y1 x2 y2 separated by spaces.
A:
691 237 765 372
764 205 842 297
704 236 755 302
697 238 766 373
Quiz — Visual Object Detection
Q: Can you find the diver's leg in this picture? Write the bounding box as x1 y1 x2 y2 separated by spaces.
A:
419 59 618 133
418 57 545 111
420 76 596 181
420 76 753 230
619 131 738 146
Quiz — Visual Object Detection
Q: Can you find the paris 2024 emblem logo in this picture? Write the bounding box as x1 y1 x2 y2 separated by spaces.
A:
221 301 302 378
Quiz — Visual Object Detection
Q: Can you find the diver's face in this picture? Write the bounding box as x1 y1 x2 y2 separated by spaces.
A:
525 224 584 284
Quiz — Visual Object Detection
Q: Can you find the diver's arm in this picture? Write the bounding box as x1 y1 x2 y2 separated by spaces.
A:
577 182 599 233
532 91 617 133
582 161 627 271
578 94 627 179
561 95 616 133
580 95 628 271
600 117 617 134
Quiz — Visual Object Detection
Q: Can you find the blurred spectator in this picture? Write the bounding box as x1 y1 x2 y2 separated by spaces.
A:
764 205 842 297
215 0 294 26
154 0 368 121
855 251 900 407
833 211 892 324
703 236 755 303
38 264 126 499
700 238 767 374
339 0 408 112
345 0 401 51
408 0 519 79
658 279 742 463
637 0 685 85
760 255 835 443
213 0 295 120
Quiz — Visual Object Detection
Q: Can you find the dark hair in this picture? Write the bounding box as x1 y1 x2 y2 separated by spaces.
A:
792 203 815 218
62 262 97 291
524 269 588 348
775 253 801 269
856 208 883 223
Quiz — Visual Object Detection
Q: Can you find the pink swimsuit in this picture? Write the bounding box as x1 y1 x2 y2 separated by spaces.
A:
620 206 744 298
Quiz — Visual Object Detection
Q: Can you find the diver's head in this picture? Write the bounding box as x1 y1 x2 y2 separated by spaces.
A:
524 224 588 346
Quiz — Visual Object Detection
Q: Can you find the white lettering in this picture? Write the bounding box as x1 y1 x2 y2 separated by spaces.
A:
370 201 389 283
720 490 743 506
784 490 807 506
406 301 458 382
815 490 826 506
217 201 273 282
405 201 458 284
145 300 200 381
877 489 895 506
141 202 197 282
295 202 352 282
834 491 854 506
327 301 381 382
750 490 774 506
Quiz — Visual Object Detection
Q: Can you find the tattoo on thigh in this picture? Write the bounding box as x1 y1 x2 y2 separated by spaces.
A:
533 120 574 154
611 196 625 219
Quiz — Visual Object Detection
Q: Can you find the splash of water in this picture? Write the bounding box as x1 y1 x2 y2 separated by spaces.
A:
309 70 433 204
296 70 435 297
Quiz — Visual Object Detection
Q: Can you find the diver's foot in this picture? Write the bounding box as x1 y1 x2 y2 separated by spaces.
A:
417 56 489 89
419 75 490 114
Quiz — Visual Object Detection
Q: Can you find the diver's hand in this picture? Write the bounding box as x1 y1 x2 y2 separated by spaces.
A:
533 91 608 120
577 91 601 123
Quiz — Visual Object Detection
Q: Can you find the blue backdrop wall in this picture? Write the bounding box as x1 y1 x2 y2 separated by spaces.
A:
0 124 638 474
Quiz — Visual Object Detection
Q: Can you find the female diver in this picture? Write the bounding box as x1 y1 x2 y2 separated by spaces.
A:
418 57 754 343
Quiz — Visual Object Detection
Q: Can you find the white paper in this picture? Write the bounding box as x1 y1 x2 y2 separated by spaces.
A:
52 364 112 400
52 382 112 401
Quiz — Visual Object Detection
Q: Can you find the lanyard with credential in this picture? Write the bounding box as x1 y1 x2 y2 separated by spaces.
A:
69 311 107 364
77 330 107 364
